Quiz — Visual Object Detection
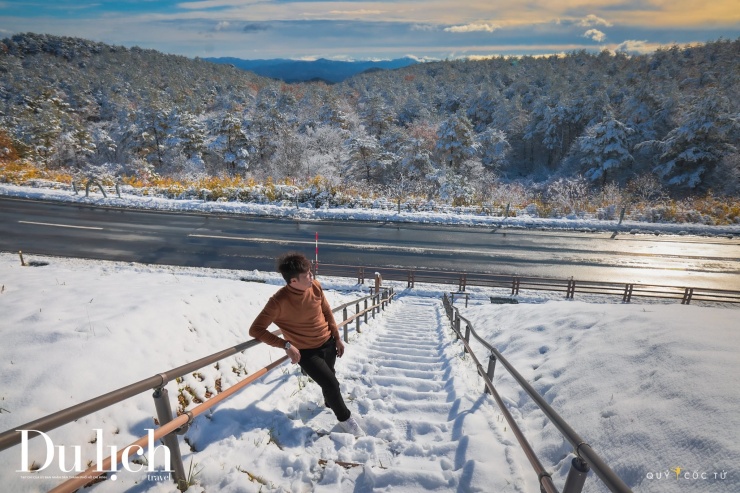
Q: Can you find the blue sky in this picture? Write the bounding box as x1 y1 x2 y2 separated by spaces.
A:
0 1 738 60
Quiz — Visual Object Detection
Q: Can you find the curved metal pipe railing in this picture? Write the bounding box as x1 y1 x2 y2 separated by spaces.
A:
443 294 632 493
0 289 393 452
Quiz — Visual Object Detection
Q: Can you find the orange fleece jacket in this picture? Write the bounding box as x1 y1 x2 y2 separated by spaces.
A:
248 280 339 349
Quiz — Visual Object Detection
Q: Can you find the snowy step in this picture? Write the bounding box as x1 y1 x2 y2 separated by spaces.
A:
374 366 447 380
367 345 443 359
286 296 518 491
367 358 447 372
368 374 447 393
370 337 439 352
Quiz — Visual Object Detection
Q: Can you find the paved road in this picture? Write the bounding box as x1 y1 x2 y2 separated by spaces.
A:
1 196 739 289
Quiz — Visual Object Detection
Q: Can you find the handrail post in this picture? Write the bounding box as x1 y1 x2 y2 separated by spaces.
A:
459 273 467 292
563 456 590 493
343 307 349 342
364 298 368 323
464 323 471 352
152 387 188 491
454 313 461 340
356 302 361 333
622 283 633 303
484 353 497 394
512 276 521 295
566 278 576 299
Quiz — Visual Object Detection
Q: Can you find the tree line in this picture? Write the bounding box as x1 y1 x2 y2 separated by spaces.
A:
1 33 738 211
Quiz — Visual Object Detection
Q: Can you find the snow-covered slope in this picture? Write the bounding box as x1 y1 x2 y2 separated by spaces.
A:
0 253 738 492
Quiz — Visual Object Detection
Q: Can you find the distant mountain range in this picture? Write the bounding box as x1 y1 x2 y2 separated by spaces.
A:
202 57 419 83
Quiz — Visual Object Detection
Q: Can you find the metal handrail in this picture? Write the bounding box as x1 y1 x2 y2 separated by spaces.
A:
443 294 632 493
317 263 740 304
443 295 559 493
0 289 392 452
4 287 396 492
49 356 290 493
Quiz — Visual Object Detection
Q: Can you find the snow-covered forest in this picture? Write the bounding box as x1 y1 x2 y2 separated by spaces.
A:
1 33 738 223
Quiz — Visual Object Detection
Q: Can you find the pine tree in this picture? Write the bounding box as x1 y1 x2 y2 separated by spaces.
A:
578 117 634 184
653 91 737 189
435 114 477 171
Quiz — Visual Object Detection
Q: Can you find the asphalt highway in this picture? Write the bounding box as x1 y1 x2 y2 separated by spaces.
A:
1 196 738 290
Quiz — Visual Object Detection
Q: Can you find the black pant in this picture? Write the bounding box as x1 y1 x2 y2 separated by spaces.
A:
298 336 351 422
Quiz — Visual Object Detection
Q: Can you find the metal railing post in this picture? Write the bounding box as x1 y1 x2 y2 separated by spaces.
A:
152 387 188 491
343 307 349 342
364 299 368 323
566 278 576 299
464 323 471 352
512 276 521 295
356 302 361 333
623 284 633 303
454 313 461 340
563 456 590 493
485 353 497 394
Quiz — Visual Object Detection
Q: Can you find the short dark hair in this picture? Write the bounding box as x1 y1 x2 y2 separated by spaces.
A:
276 252 312 284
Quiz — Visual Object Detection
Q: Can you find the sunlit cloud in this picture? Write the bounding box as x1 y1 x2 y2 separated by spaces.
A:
1 0 737 60
577 14 613 28
614 39 659 54
583 29 606 42
444 22 500 33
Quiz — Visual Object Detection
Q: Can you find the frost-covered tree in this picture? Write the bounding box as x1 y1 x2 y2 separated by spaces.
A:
546 176 590 216
435 114 477 171
477 127 511 173
359 94 394 138
345 131 380 182
210 112 250 175
651 91 737 189
578 117 634 184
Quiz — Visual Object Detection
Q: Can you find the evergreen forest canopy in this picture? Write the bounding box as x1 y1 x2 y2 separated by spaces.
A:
1 33 739 214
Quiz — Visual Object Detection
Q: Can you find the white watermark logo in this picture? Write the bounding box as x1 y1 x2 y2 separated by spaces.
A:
17 429 172 481
645 466 728 482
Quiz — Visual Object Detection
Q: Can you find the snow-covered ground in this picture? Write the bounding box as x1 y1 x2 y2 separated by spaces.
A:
2 183 739 238
0 253 738 492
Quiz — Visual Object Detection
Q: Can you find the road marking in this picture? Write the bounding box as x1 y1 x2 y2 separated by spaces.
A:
19 220 104 231
189 233 432 254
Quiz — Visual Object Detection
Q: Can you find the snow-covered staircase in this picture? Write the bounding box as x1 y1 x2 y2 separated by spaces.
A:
183 295 532 492
298 295 527 492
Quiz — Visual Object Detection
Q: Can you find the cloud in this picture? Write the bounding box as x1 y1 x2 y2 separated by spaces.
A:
577 14 613 27
411 24 438 32
615 40 656 54
583 29 606 42
215 21 230 32
328 10 386 16
444 23 500 33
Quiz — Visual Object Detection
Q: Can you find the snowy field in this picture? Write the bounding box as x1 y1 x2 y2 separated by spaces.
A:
0 252 738 493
